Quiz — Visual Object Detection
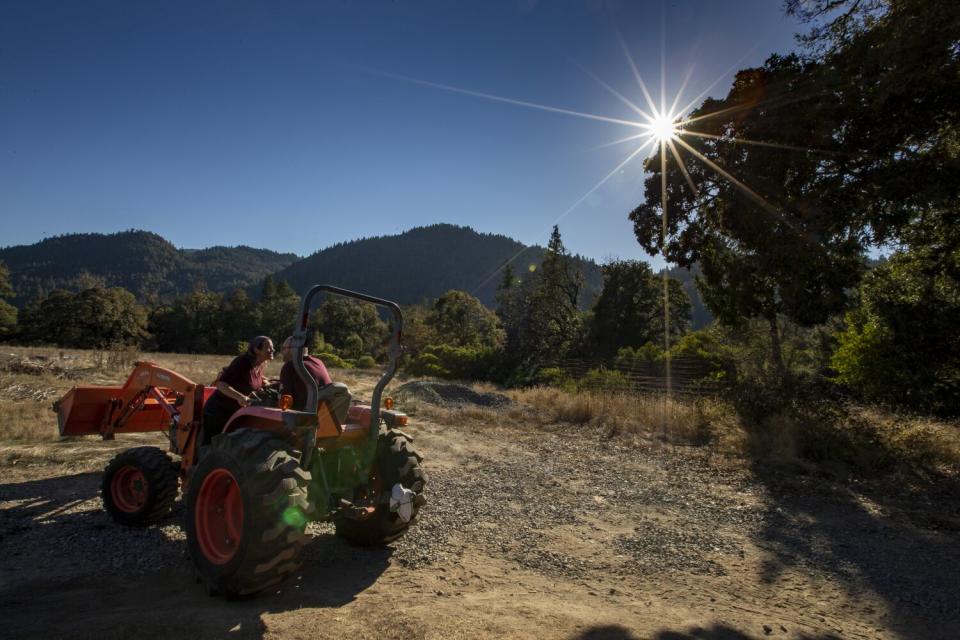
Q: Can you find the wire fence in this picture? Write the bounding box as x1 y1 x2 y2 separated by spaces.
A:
558 356 730 396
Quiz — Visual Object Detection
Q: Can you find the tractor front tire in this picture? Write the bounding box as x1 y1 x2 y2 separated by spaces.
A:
335 429 426 546
101 446 178 526
185 429 311 598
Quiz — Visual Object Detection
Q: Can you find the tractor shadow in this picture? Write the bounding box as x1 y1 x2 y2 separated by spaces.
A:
0 472 392 640
163 532 394 639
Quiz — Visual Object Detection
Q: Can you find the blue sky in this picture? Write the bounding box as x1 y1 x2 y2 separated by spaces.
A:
0 1 804 266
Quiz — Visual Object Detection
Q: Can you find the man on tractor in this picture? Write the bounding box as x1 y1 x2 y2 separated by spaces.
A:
279 335 331 410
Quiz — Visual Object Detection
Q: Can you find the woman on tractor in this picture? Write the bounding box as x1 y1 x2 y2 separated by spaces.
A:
200 335 274 445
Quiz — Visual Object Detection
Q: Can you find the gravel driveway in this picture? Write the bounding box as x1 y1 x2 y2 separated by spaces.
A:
1 415 959 639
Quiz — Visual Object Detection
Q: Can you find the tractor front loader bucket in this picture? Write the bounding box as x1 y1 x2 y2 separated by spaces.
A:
55 385 173 437
53 361 214 439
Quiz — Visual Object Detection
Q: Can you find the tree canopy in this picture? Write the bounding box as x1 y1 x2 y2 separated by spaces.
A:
630 53 865 373
310 295 388 354
19 287 148 348
589 261 690 357
0 261 16 339
497 226 584 373
631 0 958 382
427 290 505 350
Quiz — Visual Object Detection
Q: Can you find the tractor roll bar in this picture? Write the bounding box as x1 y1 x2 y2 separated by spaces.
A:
290 285 403 450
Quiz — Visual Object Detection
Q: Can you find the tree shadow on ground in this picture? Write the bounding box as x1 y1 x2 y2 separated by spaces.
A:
0 470 105 517
742 433 960 640
649 624 754 640
570 624 642 640
0 471 394 639
570 623 761 640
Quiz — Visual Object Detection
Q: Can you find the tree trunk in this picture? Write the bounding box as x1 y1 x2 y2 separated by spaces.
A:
767 313 786 380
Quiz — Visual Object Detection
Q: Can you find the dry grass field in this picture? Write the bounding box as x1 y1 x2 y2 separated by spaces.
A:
2 344 958 477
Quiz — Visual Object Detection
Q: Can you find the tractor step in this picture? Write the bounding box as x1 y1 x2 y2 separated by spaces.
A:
336 498 376 520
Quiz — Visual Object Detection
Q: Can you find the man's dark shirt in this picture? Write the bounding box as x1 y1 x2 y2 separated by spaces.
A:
280 355 333 410
211 353 264 412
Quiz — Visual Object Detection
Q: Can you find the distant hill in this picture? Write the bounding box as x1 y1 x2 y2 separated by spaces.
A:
270 224 604 308
0 230 298 305
0 226 712 327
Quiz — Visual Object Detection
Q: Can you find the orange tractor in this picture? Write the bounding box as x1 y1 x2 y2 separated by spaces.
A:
54 285 426 597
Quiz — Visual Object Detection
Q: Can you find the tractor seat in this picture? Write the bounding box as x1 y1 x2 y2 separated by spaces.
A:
316 382 351 434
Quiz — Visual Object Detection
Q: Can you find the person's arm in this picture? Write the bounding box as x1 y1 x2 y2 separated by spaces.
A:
216 380 251 407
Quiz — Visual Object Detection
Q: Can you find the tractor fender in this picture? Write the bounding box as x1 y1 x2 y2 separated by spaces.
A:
223 407 289 437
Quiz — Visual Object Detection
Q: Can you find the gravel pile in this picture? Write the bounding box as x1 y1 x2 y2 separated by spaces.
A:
395 381 511 408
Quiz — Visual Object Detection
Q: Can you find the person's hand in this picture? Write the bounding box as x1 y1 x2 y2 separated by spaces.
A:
239 395 252 407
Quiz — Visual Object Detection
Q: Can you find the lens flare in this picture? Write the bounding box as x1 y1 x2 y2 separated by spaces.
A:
282 506 307 530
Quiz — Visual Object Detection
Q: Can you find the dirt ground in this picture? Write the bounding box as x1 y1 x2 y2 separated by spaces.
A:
1 361 959 639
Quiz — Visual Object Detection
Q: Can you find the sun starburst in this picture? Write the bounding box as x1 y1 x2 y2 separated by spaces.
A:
363 19 836 404
643 111 681 143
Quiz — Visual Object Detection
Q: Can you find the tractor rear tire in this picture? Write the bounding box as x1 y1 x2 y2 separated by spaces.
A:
101 446 178 526
335 429 426 546
185 429 312 598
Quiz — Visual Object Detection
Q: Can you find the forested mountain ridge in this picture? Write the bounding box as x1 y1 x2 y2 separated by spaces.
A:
270 224 605 308
0 225 712 325
0 230 298 305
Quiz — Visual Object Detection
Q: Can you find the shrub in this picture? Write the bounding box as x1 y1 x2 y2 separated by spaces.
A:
831 252 960 417
310 331 334 355
356 355 377 369
532 367 573 389
407 352 449 378
316 351 353 369
577 367 631 392
670 329 735 381
615 343 662 365
341 333 365 359
406 344 504 381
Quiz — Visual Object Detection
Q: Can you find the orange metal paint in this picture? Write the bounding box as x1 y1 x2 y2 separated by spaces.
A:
110 465 147 513
347 405 372 427
195 468 243 565
54 361 213 477
316 403 340 439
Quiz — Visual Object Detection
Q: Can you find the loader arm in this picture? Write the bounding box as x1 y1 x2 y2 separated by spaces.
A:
55 361 209 468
